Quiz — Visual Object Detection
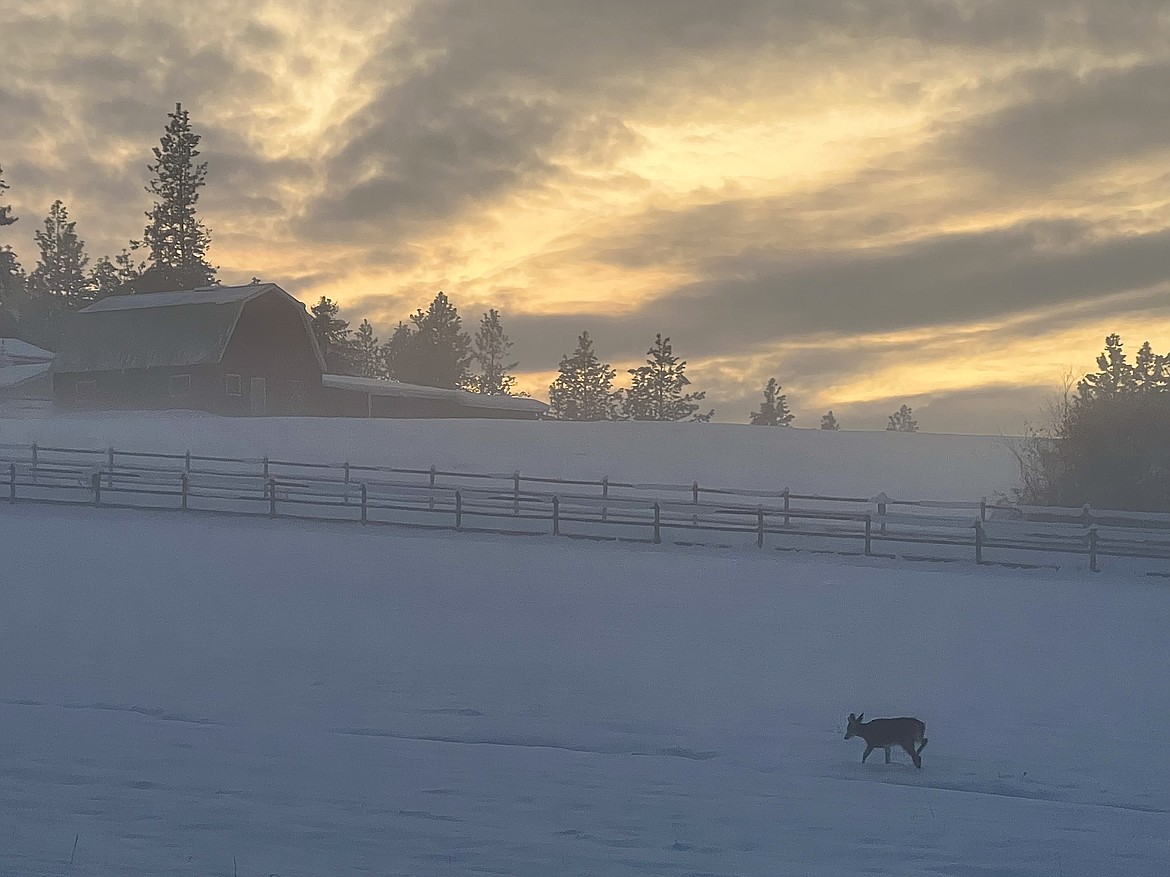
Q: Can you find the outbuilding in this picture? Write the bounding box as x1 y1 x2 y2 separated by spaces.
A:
53 283 326 415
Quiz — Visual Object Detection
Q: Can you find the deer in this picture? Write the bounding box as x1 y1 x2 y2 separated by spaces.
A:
845 712 927 768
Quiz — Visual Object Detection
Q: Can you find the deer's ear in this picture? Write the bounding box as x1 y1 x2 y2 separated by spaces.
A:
857 713 864 721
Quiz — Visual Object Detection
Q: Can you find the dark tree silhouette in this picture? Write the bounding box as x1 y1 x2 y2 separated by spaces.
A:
820 410 840 430
548 331 620 420
749 378 793 426
623 334 713 422
309 296 353 373
467 309 518 395
353 319 385 378
141 103 215 290
30 200 90 312
887 404 918 432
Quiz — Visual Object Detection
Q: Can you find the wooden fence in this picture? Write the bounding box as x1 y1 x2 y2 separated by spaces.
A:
3 441 1170 573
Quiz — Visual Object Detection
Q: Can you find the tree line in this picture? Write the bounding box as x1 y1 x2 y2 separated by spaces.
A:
0 104 214 344
1 102 927 427
1013 333 1170 511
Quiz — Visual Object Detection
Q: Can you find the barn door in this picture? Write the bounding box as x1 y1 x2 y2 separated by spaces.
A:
249 377 267 416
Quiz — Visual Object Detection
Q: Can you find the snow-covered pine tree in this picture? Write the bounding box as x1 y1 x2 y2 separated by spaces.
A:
141 103 215 290
548 330 620 420
749 378 793 426
820 410 840 430
467 308 518 395
887 404 918 432
623 334 713 421
30 200 90 312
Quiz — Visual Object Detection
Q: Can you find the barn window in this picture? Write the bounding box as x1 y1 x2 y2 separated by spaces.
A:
169 374 192 397
75 379 97 402
225 374 242 396
287 379 305 414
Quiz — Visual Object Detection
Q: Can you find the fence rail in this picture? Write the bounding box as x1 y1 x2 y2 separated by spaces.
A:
4 442 1170 573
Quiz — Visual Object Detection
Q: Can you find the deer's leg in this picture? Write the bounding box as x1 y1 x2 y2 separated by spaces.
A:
900 741 922 768
862 744 874 763
884 746 891 764
916 737 928 755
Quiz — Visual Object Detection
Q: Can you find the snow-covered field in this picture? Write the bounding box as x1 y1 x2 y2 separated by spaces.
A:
0 413 1021 501
2 415 1167 875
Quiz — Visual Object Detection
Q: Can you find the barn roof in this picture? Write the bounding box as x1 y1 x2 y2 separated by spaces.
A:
55 283 326 373
0 338 54 363
322 374 550 414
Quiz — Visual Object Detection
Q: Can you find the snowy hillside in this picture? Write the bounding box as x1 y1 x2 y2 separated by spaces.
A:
2 504 1167 876
0 413 1022 501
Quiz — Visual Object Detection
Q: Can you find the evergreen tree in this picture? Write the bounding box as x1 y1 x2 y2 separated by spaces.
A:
1132 341 1162 393
309 296 352 373
353 318 385 378
381 321 414 381
0 165 25 322
887 404 918 432
141 103 215 290
622 334 713 422
30 200 90 311
748 377 793 426
393 292 472 389
467 308 518 395
820 410 840 430
88 248 143 298
548 331 620 420
0 165 14 229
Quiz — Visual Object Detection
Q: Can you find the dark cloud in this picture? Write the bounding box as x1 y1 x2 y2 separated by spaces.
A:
948 61 1170 184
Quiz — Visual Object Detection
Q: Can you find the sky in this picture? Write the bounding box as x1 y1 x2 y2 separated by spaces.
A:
2 0 1170 433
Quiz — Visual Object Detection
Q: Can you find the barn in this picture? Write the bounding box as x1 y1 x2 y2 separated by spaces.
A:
51 282 550 420
53 283 326 415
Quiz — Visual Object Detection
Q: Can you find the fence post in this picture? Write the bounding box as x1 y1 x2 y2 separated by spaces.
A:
92 471 102 507
1088 526 1099 573
262 455 269 480
180 472 189 510
552 495 560 536
783 488 791 528
429 465 437 511
268 478 277 518
107 446 115 490
1082 503 1093 528
692 480 699 526
601 476 609 522
455 490 463 530
184 449 191 472
757 506 765 548
974 520 984 564
653 502 661 544
864 514 872 556
979 497 987 522
875 492 889 535
343 460 351 506
360 483 368 525
8 462 15 503
513 470 521 515
31 442 38 469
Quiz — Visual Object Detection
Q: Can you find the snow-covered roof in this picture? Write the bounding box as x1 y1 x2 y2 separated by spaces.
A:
79 283 275 313
0 361 53 390
0 338 54 363
322 374 549 413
